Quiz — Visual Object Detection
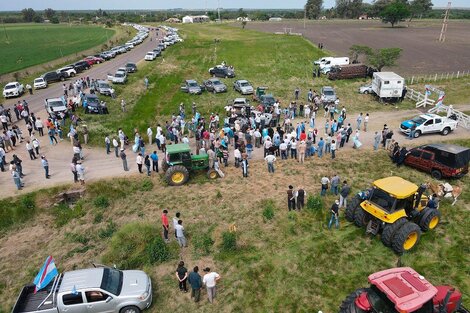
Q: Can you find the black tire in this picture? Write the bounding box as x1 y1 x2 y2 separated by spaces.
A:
381 218 407 247
165 165 189 186
207 169 219 179
161 160 169 173
339 288 369 313
418 208 441 232
71 72 76 77
120 306 141 313
441 127 450 136
413 130 421 138
60 76 65 81
345 197 361 222
354 208 371 228
431 169 442 180
364 91 369 94
391 222 421 254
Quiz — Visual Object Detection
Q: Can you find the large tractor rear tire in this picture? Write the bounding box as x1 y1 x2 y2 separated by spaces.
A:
165 165 189 186
381 218 407 247
339 288 369 313
345 197 361 222
391 222 421 255
161 160 169 173
353 208 371 228
418 208 441 232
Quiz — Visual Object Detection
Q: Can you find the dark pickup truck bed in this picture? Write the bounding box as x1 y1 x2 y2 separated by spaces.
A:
12 284 56 313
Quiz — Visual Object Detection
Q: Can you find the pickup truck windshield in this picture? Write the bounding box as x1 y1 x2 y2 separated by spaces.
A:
5 85 16 90
48 100 64 107
411 116 426 125
101 268 123 296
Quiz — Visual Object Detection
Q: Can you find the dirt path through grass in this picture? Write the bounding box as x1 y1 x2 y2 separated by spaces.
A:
1 104 469 198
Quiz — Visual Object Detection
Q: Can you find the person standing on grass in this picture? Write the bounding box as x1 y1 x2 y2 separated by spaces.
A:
331 139 337 159
175 220 187 248
120 149 129 171
150 151 159 172
328 200 340 229
121 99 126 112
173 212 180 238
82 125 89 145
113 137 119 157
320 176 330 196
41 155 50 179
356 113 363 130
188 266 202 302
203 268 221 304
144 76 149 89
373 131 381 151
287 185 296 211
147 126 153 145
339 181 350 209
75 161 85 185
136 153 143 174
264 152 276 173
317 137 324 158
363 113 369 132
144 155 151 176
105 135 111 154
331 174 340 195
175 261 188 293
296 187 306 211
161 209 169 242
241 154 248 178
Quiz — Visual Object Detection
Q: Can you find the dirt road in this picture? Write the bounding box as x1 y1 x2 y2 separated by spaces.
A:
1 104 468 199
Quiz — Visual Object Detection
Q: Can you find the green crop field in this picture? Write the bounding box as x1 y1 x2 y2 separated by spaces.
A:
0 23 115 75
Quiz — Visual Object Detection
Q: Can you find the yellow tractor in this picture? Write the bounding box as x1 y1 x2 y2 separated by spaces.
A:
345 176 441 254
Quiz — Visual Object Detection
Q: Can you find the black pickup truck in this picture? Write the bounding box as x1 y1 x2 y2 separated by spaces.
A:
41 71 67 84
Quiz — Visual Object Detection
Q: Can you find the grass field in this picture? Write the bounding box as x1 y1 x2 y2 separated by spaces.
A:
0 23 115 75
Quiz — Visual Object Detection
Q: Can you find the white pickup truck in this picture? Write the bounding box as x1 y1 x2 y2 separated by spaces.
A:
400 113 458 138
3 82 24 98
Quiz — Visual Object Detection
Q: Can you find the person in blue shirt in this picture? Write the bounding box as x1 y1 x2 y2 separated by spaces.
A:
150 151 159 172
317 137 325 158
427 194 438 209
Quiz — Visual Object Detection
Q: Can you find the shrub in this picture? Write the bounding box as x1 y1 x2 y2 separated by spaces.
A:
140 179 154 191
98 221 117 239
261 199 276 221
53 202 85 227
65 232 90 245
102 222 169 268
306 195 323 211
93 195 110 209
193 230 215 256
93 211 104 224
220 231 237 252
0 194 37 232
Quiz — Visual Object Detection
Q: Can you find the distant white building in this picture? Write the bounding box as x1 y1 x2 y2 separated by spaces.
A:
237 17 251 22
182 16 193 23
269 17 282 22
182 15 210 24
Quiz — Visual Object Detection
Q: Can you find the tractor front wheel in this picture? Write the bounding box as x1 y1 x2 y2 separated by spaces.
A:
353 208 371 228
345 197 361 222
381 218 407 247
418 208 441 232
391 222 421 254
165 165 189 186
339 288 369 313
207 169 219 180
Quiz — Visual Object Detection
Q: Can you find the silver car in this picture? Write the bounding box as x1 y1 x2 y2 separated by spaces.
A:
359 83 373 94
233 80 254 95
203 78 227 93
12 267 152 313
321 86 337 103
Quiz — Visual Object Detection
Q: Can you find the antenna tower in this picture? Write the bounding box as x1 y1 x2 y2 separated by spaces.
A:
438 1 451 42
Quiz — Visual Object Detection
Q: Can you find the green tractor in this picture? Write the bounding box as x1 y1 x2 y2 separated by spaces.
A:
161 143 219 186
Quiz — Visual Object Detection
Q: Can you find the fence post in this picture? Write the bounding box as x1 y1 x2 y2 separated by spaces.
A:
411 76 414 84
457 71 460 79
446 73 449 79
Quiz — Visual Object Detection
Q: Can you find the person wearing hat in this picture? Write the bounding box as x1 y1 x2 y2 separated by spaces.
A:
202 267 220 303
120 148 128 171
328 199 340 229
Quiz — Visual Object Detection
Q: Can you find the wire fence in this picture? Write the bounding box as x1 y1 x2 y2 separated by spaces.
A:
406 70 470 85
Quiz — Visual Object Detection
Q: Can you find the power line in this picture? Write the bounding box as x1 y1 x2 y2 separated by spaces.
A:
438 1 451 42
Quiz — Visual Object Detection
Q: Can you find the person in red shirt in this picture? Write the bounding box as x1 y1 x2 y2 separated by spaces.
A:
299 130 307 141
161 209 169 242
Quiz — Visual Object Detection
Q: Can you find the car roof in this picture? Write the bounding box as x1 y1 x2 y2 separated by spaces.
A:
166 143 191 154
322 86 334 90
237 80 249 84
209 78 221 82
5 82 18 86
59 268 104 293
420 144 470 154
97 80 109 85
368 267 437 312
186 79 197 84
86 94 99 99
373 176 418 199
46 97 64 103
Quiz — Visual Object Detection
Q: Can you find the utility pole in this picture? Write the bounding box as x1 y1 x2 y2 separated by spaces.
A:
217 0 221 23
438 1 451 42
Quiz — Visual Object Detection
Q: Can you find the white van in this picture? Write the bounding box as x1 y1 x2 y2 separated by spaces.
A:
314 57 333 65
320 57 350 73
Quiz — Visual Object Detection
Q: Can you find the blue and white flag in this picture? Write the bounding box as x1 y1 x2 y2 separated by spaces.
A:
33 256 58 293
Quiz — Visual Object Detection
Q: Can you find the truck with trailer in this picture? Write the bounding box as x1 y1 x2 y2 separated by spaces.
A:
320 57 350 74
327 64 368 80
372 72 404 101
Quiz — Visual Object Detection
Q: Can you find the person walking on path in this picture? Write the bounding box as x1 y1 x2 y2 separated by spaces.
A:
75 161 85 185
264 152 276 173
144 155 151 176
356 113 363 130
373 131 381 150
175 219 187 248
105 135 111 154
173 212 180 239
113 137 119 157
150 151 159 172
339 181 350 209
287 185 296 211
328 200 340 229
363 113 369 132
320 176 330 196
175 261 188 292
120 149 129 171
296 187 306 210
12 169 22 190
26 140 37 160
331 174 340 195
136 153 143 173
41 155 50 179
203 268 221 304
161 209 169 242
188 266 203 302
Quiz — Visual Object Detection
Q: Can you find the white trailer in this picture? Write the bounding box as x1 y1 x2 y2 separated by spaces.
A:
320 57 350 73
372 72 404 100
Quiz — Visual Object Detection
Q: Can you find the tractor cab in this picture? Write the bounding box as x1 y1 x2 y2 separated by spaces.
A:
253 86 269 102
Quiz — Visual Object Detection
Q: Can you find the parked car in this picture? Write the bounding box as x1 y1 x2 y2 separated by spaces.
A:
144 51 157 61
41 71 67 84
404 144 470 179
12 267 152 313
3 82 24 98
125 63 138 73
233 80 254 95
84 56 104 65
73 61 91 72
260 94 276 110
181 80 203 95
84 94 108 114
107 70 127 84
57 66 77 78
96 80 112 96
152 48 161 57
209 65 235 78
33 78 47 90
96 53 111 61
203 78 227 93
321 86 337 103
158 43 166 51
359 83 373 94
45 97 67 116
400 113 458 138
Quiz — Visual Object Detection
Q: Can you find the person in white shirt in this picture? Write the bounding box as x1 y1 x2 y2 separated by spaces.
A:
233 148 241 167
264 153 276 173
202 268 221 303
136 153 144 173
26 141 37 160
331 140 337 159
175 219 187 247
363 113 370 132
112 138 119 157
75 162 85 185
279 141 288 159
146 127 153 145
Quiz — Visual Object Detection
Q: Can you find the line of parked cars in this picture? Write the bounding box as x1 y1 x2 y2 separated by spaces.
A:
145 27 182 61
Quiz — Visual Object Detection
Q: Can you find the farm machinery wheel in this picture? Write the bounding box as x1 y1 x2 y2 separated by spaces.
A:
339 288 369 313
165 165 189 186
391 222 421 254
354 208 371 228
345 197 361 222
418 208 441 232
207 169 219 179
381 218 407 247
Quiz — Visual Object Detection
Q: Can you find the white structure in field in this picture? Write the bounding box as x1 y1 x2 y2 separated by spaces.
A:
182 15 210 23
